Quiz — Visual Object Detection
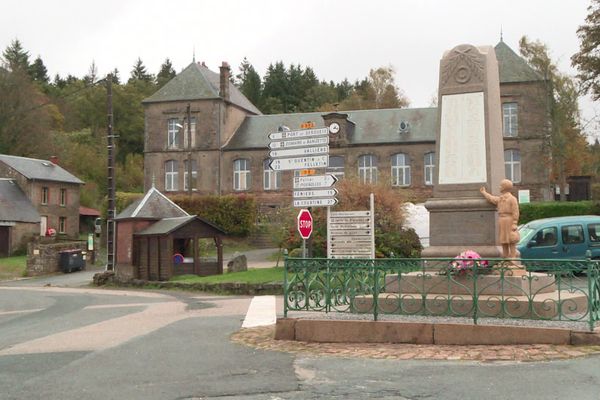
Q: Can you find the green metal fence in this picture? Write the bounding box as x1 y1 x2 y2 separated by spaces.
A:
283 257 600 331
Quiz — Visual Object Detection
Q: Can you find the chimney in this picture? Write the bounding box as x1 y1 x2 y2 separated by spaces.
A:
49 156 59 165
219 61 230 101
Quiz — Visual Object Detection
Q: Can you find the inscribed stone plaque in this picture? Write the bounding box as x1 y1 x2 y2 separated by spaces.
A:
438 92 486 184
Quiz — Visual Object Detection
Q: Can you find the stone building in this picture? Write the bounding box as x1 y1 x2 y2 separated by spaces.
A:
0 154 83 241
142 41 550 206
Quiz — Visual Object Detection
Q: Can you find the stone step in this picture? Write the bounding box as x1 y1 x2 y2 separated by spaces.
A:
384 271 556 296
353 291 588 319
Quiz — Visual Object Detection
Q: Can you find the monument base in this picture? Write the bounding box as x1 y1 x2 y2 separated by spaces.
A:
422 245 502 259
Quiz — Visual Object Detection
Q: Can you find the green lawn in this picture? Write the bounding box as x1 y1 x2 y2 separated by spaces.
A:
0 256 27 280
170 267 283 284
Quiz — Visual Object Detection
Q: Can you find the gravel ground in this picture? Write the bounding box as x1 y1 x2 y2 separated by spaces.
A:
287 310 599 331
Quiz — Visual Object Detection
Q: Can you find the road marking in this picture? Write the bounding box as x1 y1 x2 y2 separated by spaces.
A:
83 303 153 310
0 309 43 316
0 301 187 355
242 296 276 328
0 286 171 299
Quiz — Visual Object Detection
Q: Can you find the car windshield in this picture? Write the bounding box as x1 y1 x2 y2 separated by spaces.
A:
518 227 535 245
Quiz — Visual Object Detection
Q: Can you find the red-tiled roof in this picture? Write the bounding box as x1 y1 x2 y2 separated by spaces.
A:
79 206 101 216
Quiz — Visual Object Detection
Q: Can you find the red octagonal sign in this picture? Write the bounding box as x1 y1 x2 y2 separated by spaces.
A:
297 209 313 239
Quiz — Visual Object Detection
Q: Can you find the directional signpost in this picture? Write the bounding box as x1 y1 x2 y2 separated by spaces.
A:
268 127 337 208
327 194 375 259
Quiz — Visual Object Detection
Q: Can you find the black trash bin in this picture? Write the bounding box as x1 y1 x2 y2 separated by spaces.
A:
59 250 85 273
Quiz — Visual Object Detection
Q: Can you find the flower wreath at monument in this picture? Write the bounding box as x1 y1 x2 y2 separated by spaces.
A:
447 250 490 275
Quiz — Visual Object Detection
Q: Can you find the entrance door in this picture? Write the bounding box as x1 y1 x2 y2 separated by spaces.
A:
40 216 47 236
0 226 9 257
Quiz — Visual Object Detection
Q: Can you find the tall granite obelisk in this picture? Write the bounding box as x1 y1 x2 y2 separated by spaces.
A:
423 44 504 258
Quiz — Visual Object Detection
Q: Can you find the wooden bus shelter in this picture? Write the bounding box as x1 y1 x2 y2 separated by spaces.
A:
132 215 225 281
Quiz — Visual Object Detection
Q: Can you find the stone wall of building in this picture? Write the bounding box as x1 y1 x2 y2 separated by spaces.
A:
11 223 39 254
26 240 87 276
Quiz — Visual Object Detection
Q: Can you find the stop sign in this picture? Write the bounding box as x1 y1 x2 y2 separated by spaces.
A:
297 209 313 239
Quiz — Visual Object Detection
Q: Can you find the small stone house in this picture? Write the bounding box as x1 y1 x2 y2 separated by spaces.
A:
0 154 84 241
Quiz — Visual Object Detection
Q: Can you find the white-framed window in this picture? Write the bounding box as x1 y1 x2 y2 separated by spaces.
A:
391 153 411 187
183 159 198 191
41 187 49 205
327 156 345 180
263 159 281 190
60 188 67 206
59 217 66 234
183 117 197 149
358 154 377 184
165 160 179 191
504 149 521 183
424 152 435 186
234 159 251 191
503 102 518 137
167 118 181 149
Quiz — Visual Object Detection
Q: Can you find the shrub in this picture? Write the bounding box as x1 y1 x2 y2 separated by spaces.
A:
519 201 599 224
170 193 257 236
280 177 422 258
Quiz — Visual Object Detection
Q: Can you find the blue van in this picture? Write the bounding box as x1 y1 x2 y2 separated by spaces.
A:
517 215 600 260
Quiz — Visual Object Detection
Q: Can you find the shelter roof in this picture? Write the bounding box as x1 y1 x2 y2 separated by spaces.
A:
134 215 226 236
115 187 188 220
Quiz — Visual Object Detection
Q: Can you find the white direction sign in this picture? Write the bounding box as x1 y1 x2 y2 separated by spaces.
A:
293 198 338 207
293 189 338 198
269 155 328 171
270 145 329 159
268 127 329 141
269 136 328 149
293 174 337 189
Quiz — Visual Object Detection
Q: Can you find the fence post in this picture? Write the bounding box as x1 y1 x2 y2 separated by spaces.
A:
472 262 478 325
326 258 331 313
283 254 288 318
373 260 379 321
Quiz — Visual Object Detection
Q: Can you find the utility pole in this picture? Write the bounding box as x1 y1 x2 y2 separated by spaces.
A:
106 74 116 271
187 103 193 196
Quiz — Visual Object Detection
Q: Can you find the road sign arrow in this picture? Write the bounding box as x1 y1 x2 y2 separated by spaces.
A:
293 189 338 198
269 145 329 159
269 155 328 171
269 136 329 149
293 174 338 189
268 127 329 140
293 198 338 207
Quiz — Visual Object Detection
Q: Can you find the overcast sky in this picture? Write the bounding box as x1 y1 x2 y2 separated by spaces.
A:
2 0 598 138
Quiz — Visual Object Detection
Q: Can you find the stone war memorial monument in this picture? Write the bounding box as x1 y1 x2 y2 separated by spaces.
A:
423 44 505 259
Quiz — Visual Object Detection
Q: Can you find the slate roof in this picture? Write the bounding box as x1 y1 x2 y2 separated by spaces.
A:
223 107 437 150
115 187 189 220
143 62 262 115
0 179 40 223
495 41 544 83
0 154 84 184
134 215 226 236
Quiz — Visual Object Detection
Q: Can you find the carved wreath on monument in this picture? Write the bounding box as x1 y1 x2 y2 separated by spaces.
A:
441 46 484 86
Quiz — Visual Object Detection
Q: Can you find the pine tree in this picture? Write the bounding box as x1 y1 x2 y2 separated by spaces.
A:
2 39 30 73
29 56 49 84
129 57 154 83
157 58 176 87
236 57 262 109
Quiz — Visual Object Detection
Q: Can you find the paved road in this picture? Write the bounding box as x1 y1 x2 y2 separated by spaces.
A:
2 273 600 399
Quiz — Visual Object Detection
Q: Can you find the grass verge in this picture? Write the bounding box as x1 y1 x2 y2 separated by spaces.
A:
170 267 282 284
0 256 27 280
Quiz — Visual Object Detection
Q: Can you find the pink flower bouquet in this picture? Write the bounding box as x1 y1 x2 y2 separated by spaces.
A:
449 250 489 274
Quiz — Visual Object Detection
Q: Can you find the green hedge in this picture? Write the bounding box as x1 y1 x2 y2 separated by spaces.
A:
170 193 257 237
519 201 600 224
